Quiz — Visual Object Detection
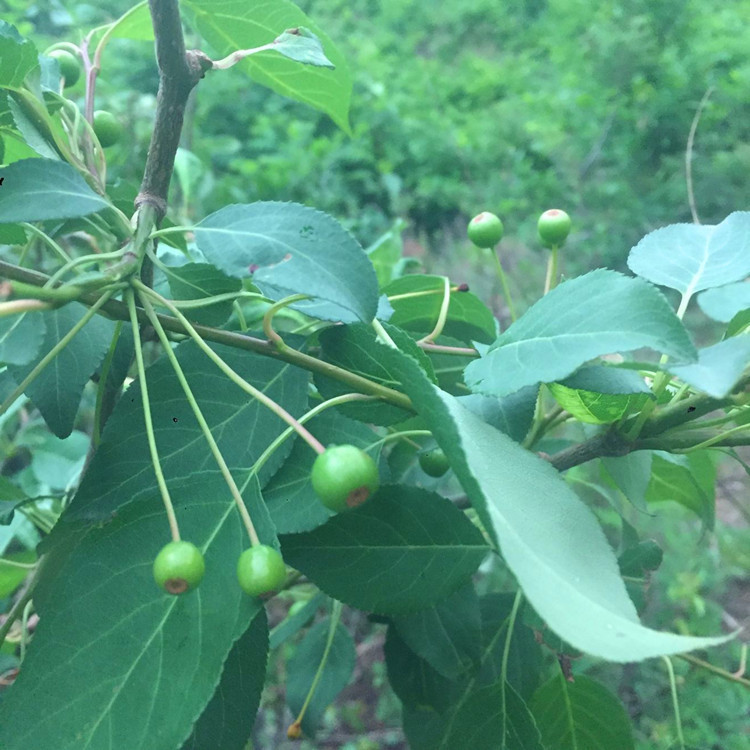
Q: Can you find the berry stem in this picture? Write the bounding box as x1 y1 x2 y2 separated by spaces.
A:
0 290 114 419
543 245 559 295
262 293 310 350
364 429 432 452
371 318 398 348
663 656 686 750
500 589 523 742
126 289 181 543
20 223 72 265
387 284 465 302
240 393 375 494
289 600 343 735
418 276 451 344
138 290 261 547
133 280 326 454
488 247 517 321
45 248 127 288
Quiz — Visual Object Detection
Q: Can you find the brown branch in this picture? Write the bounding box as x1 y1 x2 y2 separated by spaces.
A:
135 1 211 221
0 261 413 411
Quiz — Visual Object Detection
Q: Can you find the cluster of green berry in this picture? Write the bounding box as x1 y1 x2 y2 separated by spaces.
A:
152 444 380 597
467 208 572 248
48 49 123 148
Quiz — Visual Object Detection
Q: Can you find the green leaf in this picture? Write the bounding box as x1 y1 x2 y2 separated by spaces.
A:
269 592 327 648
530 674 635 750
548 367 652 424
601 453 653 511
314 322 435 425
457 387 539 444
195 202 378 323
698 282 750 322
0 21 37 89
618 540 663 578
181 610 268 750
166 262 242 327
106 2 155 41
265 409 379 533
286 617 356 736
383 349 731 660
0 158 110 223
68 340 308 521
0 307 46 365
184 0 352 132
628 212 750 295
477 595 543 701
0 474 266 750
668 336 750 398
385 626 459 714
26 429 89 490
280 485 490 615
366 219 406 287
383 274 498 345
646 452 716 529
465 270 696 398
393 582 481 680
272 27 335 69
9 303 115 438
7 92 61 160
443 682 545 750
0 475 27 525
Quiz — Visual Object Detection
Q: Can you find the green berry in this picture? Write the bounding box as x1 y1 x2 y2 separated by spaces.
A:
418 447 450 477
311 444 380 513
93 110 123 148
49 50 80 88
237 545 287 596
467 212 504 248
537 209 571 248
153 540 205 595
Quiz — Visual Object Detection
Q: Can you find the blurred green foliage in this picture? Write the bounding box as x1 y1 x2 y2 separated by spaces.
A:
9 0 750 271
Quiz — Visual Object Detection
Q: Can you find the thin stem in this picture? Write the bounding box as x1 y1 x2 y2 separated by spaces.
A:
262 293 309 350
134 281 326 454
0 559 43 647
126 289 180 542
364 429 432 452
0 559 36 570
45 249 126 288
500 590 524 742
543 245 559 295
371 318 398 348
388 284 465 302
19 599 33 662
662 656 685 750
418 341 479 357
288 600 344 736
138 290 260 546
489 247 517 321
0 300 52 316
19 223 72 264
240 393 375 495
0 290 114 418
685 86 714 224
233 300 248 331
419 276 451 344
678 652 750 688
680 423 750 453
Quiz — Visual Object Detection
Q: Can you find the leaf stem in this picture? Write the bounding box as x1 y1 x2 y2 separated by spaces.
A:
371 318 398 348
488 246 517 321
419 276 452 344
500 590 523 744
138 290 260 546
126 289 180 543
663 656 686 750
93 320 123 447
134 280 325 454
262 293 310 350
287 600 344 737
20 223 72 265
543 245 559 295
0 291 114 418
678 652 750 688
